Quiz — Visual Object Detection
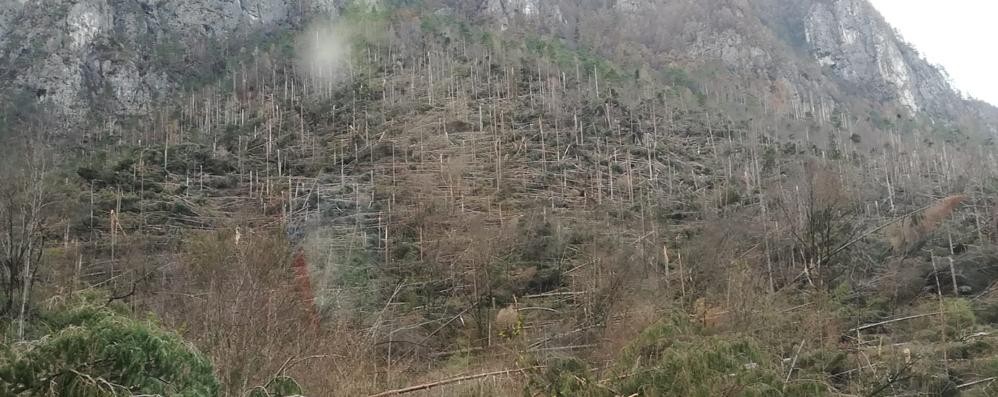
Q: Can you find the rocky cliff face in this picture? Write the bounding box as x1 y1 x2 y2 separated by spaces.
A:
802 0 957 115
0 0 344 123
478 0 562 31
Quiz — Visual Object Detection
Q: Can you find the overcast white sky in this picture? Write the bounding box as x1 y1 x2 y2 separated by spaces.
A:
868 0 998 106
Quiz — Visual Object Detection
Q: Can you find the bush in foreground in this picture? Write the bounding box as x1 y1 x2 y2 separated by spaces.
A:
0 291 219 396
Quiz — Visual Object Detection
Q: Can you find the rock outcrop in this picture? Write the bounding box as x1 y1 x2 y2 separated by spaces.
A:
478 0 562 31
0 0 346 124
803 0 957 115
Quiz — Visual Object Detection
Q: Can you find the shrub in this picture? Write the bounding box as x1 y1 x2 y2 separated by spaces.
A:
525 358 600 397
910 298 976 342
614 334 818 397
526 315 827 397
0 291 219 396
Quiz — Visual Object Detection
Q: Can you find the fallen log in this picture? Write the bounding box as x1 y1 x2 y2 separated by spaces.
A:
367 366 544 397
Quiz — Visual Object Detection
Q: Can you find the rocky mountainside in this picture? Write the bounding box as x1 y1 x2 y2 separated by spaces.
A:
476 0 995 122
0 0 353 123
2 0 995 131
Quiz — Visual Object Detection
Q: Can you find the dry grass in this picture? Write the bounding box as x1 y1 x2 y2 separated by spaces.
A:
141 228 383 395
888 195 966 255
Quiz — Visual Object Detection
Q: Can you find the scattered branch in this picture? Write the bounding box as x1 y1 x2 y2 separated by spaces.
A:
367 366 545 397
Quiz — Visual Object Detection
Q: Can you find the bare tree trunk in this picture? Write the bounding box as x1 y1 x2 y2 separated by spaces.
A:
16 247 30 340
0 143 49 326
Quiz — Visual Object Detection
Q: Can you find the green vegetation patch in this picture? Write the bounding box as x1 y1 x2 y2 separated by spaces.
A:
0 291 219 396
527 314 827 397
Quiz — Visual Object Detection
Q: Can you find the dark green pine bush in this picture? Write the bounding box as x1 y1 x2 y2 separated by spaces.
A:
0 291 220 396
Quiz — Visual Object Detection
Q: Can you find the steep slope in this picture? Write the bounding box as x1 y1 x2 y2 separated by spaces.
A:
9 1 998 396
2 0 995 134
474 0 996 127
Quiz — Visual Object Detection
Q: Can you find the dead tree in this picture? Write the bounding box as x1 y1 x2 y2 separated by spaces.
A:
0 143 50 339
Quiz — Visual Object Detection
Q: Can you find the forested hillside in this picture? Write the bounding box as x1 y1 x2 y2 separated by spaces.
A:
3 1 998 396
